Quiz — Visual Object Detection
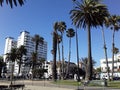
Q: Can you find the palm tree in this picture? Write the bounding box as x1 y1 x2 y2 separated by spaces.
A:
57 34 62 79
31 52 37 79
32 34 44 54
81 57 96 78
108 15 120 80
17 45 27 75
32 34 44 75
75 28 80 82
6 48 17 85
101 26 110 81
113 47 119 55
57 21 67 79
81 57 88 73
100 16 111 81
70 0 109 80
0 0 25 8
113 47 119 72
65 28 75 79
0 56 6 78
52 22 58 81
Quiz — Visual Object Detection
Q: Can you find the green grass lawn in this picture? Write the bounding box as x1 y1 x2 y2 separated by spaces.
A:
108 81 120 88
52 80 82 86
52 80 120 88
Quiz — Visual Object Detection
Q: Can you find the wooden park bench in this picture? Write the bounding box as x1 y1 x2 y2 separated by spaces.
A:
0 85 8 90
9 84 25 90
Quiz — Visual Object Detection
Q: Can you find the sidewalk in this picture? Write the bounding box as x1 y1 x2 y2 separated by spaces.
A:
0 80 120 90
0 80 76 90
24 85 75 90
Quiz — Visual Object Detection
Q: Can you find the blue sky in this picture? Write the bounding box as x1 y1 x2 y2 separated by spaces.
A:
0 0 120 67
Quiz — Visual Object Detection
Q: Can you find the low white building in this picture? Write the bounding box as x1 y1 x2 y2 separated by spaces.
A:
43 61 52 78
100 54 120 79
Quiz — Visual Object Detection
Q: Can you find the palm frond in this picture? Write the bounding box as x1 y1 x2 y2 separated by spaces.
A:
0 0 25 8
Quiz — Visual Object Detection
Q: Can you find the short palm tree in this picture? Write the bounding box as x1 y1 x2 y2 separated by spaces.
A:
32 34 44 74
31 52 37 79
6 48 17 85
65 28 75 79
113 47 119 55
32 34 44 54
81 57 96 72
113 47 119 72
17 45 27 75
0 56 6 78
0 0 25 8
70 0 109 80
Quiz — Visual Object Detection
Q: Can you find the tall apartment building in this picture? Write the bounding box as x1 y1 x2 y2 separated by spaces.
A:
4 31 47 76
4 37 17 62
3 37 17 76
17 31 47 60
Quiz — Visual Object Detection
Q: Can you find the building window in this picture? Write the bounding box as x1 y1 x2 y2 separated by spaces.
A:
101 67 103 70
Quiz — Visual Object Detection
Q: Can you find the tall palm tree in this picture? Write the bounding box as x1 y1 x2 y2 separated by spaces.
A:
57 34 62 79
17 45 27 75
0 0 25 8
101 27 110 81
100 16 111 81
70 0 109 80
108 15 120 80
6 48 17 85
75 28 80 82
57 21 67 79
52 22 58 81
65 28 75 79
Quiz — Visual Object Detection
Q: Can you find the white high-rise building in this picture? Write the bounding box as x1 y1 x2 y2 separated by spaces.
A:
4 37 17 62
3 37 17 76
17 31 47 60
4 31 47 76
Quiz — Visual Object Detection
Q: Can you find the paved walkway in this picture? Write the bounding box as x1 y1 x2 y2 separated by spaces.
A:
0 80 120 90
24 85 74 90
0 80 76 90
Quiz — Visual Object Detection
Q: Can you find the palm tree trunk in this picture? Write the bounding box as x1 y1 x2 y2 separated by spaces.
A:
65 37 71 79
112 30 115 80
11 62 14 85
85 24 92 81
76 29 80 82
101 27 110 81
18 59 21 75
32 62 34 79
58 42 61 79
52 31 57 81
61 34 65 80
